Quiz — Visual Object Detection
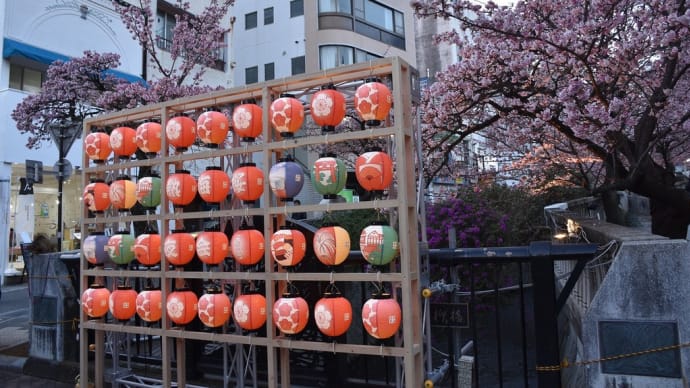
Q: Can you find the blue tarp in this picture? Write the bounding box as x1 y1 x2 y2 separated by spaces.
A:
3 38 145 84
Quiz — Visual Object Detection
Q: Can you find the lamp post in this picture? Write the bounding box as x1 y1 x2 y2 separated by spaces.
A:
49 121 81 251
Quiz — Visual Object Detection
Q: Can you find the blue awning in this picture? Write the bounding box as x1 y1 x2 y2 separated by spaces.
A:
3 38 145 84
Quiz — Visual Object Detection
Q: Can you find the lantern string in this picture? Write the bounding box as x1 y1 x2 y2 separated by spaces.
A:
332 341 336 354
329 271 334 284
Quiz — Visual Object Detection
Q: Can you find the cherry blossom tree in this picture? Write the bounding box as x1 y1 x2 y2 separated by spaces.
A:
413 0 690 238
12 0 233 149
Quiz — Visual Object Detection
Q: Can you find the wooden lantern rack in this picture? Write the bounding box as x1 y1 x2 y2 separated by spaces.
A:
78 56 423 388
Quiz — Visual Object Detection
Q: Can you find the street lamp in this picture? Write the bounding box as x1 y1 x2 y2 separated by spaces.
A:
48 121 81 251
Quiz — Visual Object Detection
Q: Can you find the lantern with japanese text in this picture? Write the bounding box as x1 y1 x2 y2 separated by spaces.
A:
84 131 112 163
233 293 266 331
136 174 162 210
355 149 393 193
82 284 110 318
196 111 229 147
106 232 135 266
136 288 162 323
198 286 231 328
310 84 346 132
135 122 162 155
109 176 137 211
83 179 110 213
270 227 306 267
361 293 401 340
354 78 392 127
109 285 138 321
133 233 161 267
196 229 229 265
273 292 309 335
232 101 263 142
110 126 137 158
166 116 197 152
270 94 304 137
359 222 399 266
313 224 350 266
314 288 352 337
166 288 198 326
231 163 264 204
311 154 347 199
230 226 264 266
166 170 198 207
198 166 230 205
163 230 196 267
82 232 110 266
269 157 304 201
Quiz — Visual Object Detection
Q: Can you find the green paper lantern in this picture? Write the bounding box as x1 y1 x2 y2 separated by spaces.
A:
359 222 399 266
106 233 136 266
311 154 347 198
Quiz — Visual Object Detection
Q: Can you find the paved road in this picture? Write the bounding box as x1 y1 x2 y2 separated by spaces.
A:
0 283 30 352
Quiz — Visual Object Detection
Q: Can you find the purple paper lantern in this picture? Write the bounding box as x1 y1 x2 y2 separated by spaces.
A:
269 157 304 201
82 232 110 266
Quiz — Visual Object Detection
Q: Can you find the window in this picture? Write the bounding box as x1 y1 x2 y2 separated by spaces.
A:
264 63 275 81
319 0 352 13
319 45 380 70
290 0 304 17
245 11 257 29
291 56 305 75
245 66 258 84
264 7 274 25
9 64 43 93
156 10 176 50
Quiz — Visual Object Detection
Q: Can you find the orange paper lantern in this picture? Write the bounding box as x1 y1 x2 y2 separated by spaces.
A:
354 78 393 127
232 102 263 142
314 291 353 337
109 176 137 211
136 288 162 323
196 230 229 265
82 284 110 318
231 227 265 266
233 293 266 331
110 126 137 157
166 170 198 207
361 294 401 340
109 285 138 321
133 233 161 266
83 179 110 213
163 230 196 267
273 294 309 335
310 84 346 132
313 224 351 266
198 166 230 204
196 111 229 147
231 163 264 204
84 132 112 163
270 94 304 137
198 287 232 328
355 150 393 192
166 116 197 152
166 289 199 326
270 227 306 267
135 122 162 155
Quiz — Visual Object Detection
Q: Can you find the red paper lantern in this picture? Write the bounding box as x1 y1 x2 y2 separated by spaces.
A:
310 84 346 132
270 227 306 267
198 287 231 328
109 285 138 321
83 180 110 213
82 284 110 318
230 227 265 266
233 293 266 331
166 288 198 326
273 294 309 335
231 162 264 204
270 94 304 137
198 166 230 204
135 122 162 154
361 294 401 340
354 78 393 127
109 176 137 211
163 230 196 267
232 102 263 142
133 233 162 266
314 291 353 337
196 230 229 265
313 225 351 266
84 132 112 163
166 170 198 207
166 116 197 152
82 232 110 266
196 111 229 147
109 126 137 157
355 150 393 192
136 288 162 323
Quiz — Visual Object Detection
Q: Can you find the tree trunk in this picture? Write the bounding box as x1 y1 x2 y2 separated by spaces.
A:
601 190 627 226
650 197 690 239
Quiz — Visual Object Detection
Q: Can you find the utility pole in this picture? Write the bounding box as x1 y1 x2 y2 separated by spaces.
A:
49 121 80 251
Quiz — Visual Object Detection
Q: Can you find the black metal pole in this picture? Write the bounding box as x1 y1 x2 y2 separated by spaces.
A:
57 129 64 251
